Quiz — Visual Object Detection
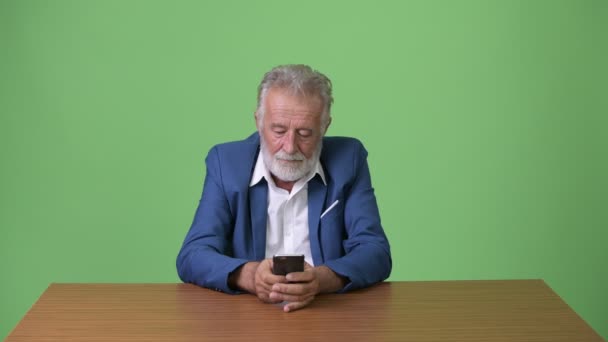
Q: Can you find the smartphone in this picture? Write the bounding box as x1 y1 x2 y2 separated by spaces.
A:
272 254 304 275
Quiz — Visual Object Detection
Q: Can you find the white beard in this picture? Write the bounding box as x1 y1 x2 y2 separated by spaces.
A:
260 136 323 182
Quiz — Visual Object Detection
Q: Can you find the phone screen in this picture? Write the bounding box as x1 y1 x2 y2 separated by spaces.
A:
272 254 304 275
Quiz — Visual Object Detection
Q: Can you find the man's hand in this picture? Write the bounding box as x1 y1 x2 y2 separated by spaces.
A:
269 263 347 312
254 258 287 303
228 259 286 303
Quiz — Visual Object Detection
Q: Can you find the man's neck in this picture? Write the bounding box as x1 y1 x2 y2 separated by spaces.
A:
272 175 295 193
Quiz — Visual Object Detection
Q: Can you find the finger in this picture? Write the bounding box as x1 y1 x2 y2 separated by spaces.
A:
256 263 287 285
258 264 287 283
256 280 274 293
257 276 286 293
286 270 314 283
258 294 283 304
270 291 314 303
263 276 288 291
283 297 315 313
271 282 315 296
257 292 284 304
255 275 284 295
262 273 287 286
269 290 314 303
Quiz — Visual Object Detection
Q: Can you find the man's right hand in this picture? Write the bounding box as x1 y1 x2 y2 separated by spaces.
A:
229 259 286 303
254 258 287 303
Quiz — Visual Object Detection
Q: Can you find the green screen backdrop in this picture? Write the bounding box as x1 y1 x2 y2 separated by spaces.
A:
1 0 606 339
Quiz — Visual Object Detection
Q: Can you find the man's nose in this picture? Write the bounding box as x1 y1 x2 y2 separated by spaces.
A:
282 131 297 154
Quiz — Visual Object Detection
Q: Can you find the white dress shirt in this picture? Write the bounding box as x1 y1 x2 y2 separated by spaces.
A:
249 152 326 266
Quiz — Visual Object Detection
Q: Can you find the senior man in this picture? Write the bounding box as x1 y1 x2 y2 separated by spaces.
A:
177 64 391 312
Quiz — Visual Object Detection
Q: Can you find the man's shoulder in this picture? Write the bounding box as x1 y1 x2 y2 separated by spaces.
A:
321 136 366 157
320 136 369 182
203 133 260 188
210 132 260 153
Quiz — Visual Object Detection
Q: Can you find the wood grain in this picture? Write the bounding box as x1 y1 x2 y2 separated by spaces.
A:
5 280 603 341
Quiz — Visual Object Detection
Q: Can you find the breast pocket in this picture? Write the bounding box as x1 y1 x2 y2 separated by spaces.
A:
319 201 346 260
320 200 343 222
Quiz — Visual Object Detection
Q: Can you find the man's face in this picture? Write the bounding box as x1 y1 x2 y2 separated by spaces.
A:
257 87 326 182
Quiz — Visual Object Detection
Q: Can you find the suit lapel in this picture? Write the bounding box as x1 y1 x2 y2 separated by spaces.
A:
249 181 268 261
244 134 268 260
307 176 327 265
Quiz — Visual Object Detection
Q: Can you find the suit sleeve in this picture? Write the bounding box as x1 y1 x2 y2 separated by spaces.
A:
176 146 248 294
323 142 392 292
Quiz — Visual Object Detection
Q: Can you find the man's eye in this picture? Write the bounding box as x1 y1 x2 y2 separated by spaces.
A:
298 130 312 137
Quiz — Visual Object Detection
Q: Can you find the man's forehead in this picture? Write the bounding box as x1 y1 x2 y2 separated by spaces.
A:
265 113 323 129
265 89 323 119
266 87 322 106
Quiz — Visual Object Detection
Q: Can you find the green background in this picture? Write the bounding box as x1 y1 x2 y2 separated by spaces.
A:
1 0 606 339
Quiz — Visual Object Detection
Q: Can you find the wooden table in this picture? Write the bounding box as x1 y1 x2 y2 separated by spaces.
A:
6 280 603 341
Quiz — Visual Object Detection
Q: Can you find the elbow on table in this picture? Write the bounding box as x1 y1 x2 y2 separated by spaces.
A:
176 248 193 283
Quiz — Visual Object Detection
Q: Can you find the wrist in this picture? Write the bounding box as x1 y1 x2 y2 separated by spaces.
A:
229 261 260 293
314 265 347 293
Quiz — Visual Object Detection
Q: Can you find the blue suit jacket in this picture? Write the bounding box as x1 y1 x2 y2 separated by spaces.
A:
176 133 391 293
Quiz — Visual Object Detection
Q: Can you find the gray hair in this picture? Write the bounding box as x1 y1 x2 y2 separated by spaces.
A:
256 64 333 126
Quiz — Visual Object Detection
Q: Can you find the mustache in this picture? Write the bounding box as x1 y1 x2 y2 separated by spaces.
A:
274 151 306 161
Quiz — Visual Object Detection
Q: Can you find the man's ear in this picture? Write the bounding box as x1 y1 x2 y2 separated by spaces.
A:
324 116 332 133
254 111 260 131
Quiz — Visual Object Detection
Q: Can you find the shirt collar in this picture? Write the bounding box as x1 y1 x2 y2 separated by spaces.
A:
249 150 326 187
